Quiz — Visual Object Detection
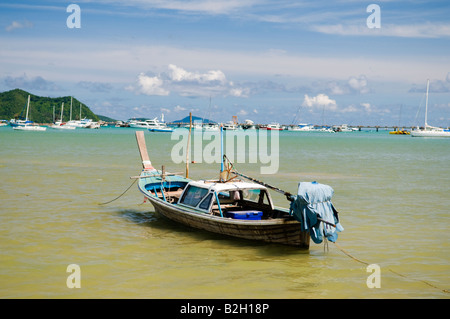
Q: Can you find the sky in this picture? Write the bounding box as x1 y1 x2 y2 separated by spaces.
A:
1 0 449 126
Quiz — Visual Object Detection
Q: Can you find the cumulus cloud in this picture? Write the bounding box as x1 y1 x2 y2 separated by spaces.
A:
302 94 337 111
128 72 170 96
319 75 370 95
168 64 226 84
127 64 247 98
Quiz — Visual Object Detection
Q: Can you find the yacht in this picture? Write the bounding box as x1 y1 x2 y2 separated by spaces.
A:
265 123 282 131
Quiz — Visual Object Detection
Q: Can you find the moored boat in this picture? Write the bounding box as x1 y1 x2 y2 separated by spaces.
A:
12 95 46 131
133 131 343 249
130 114 173 132
389 129 410 135
265 123 282 130
411 79 450 138
50 102 76 130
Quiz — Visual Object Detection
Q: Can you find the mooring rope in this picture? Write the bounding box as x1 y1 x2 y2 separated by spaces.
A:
98 178 137 206
333 242 449 294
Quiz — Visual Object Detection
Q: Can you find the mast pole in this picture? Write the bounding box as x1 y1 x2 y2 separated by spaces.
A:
186 112 192 178
425 79 429 128
25 95 30 121
220 125 224 181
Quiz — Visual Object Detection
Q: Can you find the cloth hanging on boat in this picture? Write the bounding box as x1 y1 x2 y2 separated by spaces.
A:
289 181 344 244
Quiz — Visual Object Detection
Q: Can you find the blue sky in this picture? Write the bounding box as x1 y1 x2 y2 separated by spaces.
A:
1 0 449 126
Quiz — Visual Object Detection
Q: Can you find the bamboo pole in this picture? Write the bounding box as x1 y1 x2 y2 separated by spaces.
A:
186 112 192 178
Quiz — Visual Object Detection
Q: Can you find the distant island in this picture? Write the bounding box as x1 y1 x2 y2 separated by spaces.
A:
0 89 100 123
171 115 216 124
0 89 216 125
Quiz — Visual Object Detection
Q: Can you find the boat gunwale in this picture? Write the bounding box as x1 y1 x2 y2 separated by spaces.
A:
137 181 299 227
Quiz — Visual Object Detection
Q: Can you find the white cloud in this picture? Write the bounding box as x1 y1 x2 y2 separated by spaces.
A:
128 72 169 96
5 20 33 32
168 64 226 84
302 94 337 111
361 103 372 113
348 75 369 94
128 64 248 98
229 87 250 97
321 75 370 95
85 0 257 15
341 104 358 113
174 105 186 112
312 23 450 39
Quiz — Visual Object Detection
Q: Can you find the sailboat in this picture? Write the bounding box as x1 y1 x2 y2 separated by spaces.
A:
13 95 47 131
411 80 450 137
50 102 76 130
66 101 99 129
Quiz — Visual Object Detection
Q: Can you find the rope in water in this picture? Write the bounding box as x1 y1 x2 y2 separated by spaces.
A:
98 178 137 206
333 242 449 294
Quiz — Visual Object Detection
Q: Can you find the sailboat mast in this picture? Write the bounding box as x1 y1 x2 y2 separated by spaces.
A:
70 97 73 121
60 103 64 122
25 95 30 121
425 79 429 127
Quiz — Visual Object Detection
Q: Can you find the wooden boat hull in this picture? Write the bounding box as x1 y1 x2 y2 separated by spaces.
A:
134 130 310 249
143 192 310 249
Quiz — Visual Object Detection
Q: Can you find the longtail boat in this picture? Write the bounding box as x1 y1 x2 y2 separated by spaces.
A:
134 130 343 249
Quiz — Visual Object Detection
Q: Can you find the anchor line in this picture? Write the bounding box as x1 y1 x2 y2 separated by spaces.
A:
98 178 137 206
333 242 448 294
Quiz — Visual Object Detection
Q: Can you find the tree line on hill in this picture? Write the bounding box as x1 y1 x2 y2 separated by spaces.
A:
0 89 100 123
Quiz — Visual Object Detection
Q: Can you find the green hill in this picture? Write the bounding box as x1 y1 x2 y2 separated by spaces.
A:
0 89 99 123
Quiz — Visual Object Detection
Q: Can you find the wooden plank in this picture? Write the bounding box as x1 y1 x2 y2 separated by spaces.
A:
135 131 154 170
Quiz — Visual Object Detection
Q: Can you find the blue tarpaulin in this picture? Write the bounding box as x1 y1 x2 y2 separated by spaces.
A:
289 181 344 244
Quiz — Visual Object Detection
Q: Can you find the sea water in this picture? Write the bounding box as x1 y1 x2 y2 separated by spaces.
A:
0 126 448 299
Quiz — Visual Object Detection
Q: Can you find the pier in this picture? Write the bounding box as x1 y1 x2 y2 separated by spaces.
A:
166 122 417 132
